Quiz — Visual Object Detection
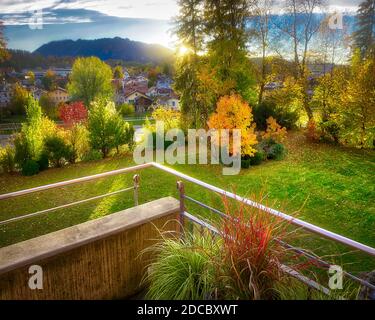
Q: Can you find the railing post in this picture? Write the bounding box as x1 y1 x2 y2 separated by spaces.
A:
176 181 185 238
133 174 140 206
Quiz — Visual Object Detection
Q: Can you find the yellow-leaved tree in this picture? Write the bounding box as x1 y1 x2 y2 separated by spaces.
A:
208 94 258 157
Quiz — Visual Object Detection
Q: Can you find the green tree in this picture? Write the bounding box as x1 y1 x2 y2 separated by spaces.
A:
39 93 57 119
339 51 375 148
68 57 114 107
174 0 204 55
113 65 124 79
14 96 43 167
26 71 35 86
173 0 206 128
88 99 133 157
312 68 348 143
353 0 375 58
42 69 57 91
10 83 29 115
204 0 256 102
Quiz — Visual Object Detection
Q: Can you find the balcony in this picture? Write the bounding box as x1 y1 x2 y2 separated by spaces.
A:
0 163 374 300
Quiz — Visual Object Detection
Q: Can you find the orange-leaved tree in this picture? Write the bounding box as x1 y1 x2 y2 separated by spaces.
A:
208 94 258 157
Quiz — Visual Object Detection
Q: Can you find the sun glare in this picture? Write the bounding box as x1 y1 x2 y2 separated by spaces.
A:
177 45 190 56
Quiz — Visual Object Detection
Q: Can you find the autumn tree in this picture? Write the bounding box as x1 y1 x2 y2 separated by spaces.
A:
312 67 348 143
58 101 88 126
339 51 375 148
68 57 113 107
208 94 258 157
10 83 29 115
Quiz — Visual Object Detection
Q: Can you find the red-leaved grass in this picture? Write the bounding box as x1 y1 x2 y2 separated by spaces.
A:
215 195 297 300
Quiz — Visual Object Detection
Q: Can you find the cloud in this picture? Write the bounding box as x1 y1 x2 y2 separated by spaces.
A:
0 0 178 21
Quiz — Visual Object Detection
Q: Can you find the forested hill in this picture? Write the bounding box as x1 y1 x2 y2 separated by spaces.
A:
34 37 173 64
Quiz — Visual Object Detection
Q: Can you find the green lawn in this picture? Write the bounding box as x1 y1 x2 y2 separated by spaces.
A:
0 132 374 272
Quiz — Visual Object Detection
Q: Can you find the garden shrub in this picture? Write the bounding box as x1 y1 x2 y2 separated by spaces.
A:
21 159 40 176
43 134 72 167
250 150 265 165
0 145 16 173
82 149 103 162
37 152 49 171
268 143 285 160
305 119 321 142
151 107 181 131
118 103 135 117
259 138 286 160
262 116 287 143
319 119 340 144
241 155 251 169
253 100 299 131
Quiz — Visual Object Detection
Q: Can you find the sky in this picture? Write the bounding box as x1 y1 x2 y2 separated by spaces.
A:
0 0 363 51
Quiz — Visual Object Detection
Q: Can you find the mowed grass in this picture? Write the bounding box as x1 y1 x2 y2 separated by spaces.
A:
0 132 374 272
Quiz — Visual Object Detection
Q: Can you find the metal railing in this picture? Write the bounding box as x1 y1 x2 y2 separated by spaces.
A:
0 162 374 297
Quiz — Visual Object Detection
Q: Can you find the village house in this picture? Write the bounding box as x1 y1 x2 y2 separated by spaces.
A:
124 90 153 113
31 87 47 101
0 85 11 108
153 91 180 110
48 87 70 104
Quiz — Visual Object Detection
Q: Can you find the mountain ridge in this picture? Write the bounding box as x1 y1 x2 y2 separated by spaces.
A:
34 37 174 64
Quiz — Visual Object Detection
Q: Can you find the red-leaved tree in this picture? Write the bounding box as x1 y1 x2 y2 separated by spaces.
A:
58 101 88 126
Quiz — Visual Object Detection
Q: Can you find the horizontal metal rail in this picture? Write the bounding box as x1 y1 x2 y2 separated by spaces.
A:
0 162 374 257
0 187 134 226
0 163 150 201
183 195 227 218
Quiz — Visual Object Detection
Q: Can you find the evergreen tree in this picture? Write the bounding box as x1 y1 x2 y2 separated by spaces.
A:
174 0 205 55
204 0 256 103
353 0 375 58
0 21 9 63
173 0 206 128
